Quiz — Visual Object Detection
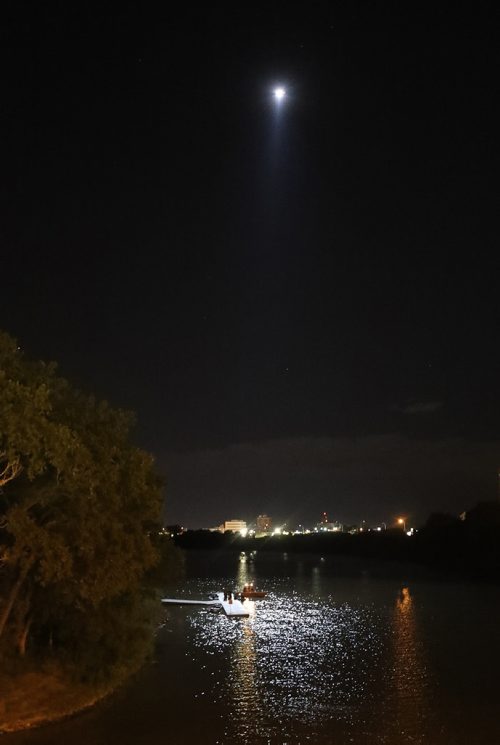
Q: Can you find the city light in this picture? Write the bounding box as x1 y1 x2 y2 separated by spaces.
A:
212 515 411 537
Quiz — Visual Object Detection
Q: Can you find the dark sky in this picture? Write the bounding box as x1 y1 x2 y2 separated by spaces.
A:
1 2 498 528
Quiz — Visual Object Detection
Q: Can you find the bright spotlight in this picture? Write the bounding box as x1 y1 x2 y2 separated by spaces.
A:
273 87 286 101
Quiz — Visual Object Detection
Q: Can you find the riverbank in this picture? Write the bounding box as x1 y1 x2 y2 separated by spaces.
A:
174 518 500 581
0 666 115 733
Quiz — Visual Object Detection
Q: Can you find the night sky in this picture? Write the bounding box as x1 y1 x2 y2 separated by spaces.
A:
1 2 498 528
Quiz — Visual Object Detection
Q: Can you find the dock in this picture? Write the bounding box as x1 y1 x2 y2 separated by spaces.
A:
161 598 218 606
216 592 249 617
161 593 249 618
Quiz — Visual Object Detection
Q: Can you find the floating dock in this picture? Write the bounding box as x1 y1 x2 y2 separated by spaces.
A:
161 593 249 618
215 592 249 617
161 598 218 606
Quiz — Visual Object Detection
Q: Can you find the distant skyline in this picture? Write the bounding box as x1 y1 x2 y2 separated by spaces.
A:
1 3 498 526
164 433 500 529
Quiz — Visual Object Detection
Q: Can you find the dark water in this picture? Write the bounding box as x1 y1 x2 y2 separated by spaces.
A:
4 551 500 744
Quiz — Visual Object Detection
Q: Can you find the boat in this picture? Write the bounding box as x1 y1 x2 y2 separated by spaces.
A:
240 583 267 599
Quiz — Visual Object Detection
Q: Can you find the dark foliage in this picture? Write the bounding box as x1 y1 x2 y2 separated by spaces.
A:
0 330 176 680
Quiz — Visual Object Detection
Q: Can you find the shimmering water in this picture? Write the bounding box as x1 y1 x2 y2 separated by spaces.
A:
4 551 500 744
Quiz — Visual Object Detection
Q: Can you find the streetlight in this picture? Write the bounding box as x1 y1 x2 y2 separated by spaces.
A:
398 518 406 531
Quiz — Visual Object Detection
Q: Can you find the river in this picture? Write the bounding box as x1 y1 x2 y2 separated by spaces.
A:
3 550 500 744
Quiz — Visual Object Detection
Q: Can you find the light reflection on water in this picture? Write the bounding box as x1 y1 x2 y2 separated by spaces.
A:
390 587 429 739
5 552 500 745
188 574 387 743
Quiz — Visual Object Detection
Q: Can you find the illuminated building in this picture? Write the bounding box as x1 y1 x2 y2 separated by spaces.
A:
256 514 272 533
223 519 247 533
315 512 343 532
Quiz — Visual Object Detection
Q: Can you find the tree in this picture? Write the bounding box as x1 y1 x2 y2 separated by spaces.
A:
0 331 164 670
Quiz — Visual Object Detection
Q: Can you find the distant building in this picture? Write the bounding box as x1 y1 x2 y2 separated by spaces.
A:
256 514 272 533
316 512 343 532
223 519 247 533
315 521 343 532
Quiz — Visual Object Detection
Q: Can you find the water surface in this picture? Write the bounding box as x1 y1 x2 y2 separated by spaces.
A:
4 551 500 744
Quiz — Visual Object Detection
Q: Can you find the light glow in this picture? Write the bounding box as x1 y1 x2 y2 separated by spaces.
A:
273 87 286 101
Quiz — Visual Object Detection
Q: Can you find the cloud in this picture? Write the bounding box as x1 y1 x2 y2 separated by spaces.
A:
394 401 444 415
159 434 500 529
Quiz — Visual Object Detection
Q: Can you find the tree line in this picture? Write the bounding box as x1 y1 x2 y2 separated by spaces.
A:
175 504 500 580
